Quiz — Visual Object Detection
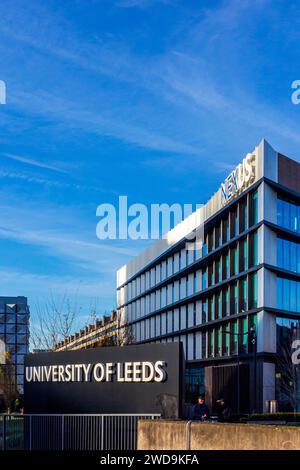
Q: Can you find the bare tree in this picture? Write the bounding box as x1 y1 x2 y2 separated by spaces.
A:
31 294 135 352
114 310 135 346
91 333 116 348
277 334 299 411
0 351 18 412
89 310 135 348
31 292 81 351
87 297 100 326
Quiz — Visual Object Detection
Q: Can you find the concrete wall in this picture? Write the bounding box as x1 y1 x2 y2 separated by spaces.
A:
138 420 300 450
138 420 188 450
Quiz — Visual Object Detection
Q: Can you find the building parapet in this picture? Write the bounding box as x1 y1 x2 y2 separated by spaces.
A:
55 310 118 351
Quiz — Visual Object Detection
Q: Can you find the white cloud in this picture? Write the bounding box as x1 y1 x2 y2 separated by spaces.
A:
1 152 66 173
0 168 119 194
11 90 200 155
0 196 139 278
1 0 298 158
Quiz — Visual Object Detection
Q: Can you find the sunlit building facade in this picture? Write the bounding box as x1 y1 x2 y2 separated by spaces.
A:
55 311 118 351
116 140 300 413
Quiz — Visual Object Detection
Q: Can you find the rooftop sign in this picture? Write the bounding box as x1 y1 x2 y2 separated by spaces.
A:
221 152 256 205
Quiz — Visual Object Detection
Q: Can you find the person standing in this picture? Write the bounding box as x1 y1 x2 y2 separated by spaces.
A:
192 395 210 421
216 398 231 422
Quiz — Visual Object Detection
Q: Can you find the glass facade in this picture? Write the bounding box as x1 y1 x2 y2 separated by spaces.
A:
0 298 30 395
277 277 300 313
276 317 300 411
185 367 205 403
248 272 258 309
277 196 300 233
116 172 300 412
125 231 259 325
277 237 300 273
249 231 258 267
249 190 258 227
119 188 261 363
206 314 257 358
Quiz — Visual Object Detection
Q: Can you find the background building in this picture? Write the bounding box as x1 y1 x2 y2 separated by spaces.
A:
55 311 118 351
0 296 30 397
116 139 300 413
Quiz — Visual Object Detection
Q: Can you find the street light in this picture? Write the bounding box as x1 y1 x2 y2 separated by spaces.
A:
249 326 257 413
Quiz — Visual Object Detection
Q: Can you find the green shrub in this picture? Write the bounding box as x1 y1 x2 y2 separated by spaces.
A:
239 417 248 424
241 413 300 423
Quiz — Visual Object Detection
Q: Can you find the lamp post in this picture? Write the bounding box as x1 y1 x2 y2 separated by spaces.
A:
249 326 257 413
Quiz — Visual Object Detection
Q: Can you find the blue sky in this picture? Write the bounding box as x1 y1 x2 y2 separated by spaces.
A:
0 0 300 328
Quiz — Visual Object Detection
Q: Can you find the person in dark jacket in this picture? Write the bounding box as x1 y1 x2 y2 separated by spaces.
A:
216 398 231 422
193 396 210 421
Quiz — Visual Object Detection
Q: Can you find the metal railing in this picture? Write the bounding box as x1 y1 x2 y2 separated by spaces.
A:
0 413 160 450
0 414 24 450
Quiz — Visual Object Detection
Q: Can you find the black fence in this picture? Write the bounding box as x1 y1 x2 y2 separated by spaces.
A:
0 414 160 450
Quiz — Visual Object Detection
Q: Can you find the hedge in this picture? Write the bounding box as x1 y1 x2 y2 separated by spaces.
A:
240 413 300 423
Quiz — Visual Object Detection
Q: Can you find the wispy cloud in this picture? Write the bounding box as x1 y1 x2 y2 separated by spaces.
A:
0 0 299 321
115 0 174 8
2 0 298 157
0 267 114 301
11 90 200 155
0 194 150 318
0 0 298 166
0 219 136 273
0 195 145 276
1 152 67 173
0 2 201 156
0 168 119 195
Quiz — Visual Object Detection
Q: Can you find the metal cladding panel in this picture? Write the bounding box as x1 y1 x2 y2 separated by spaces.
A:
24 342 184 417
278 153 300 194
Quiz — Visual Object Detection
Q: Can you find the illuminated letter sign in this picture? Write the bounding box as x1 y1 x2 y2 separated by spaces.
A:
24 343 184 416
25 360 168 384
221 152 256 205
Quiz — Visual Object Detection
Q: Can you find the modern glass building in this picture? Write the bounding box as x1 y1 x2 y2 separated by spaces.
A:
0 296 30 396
116 140 300 413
